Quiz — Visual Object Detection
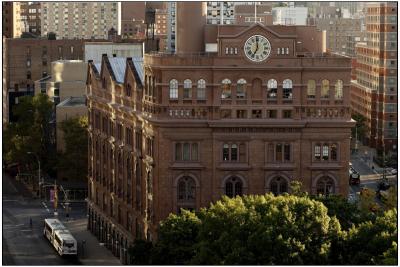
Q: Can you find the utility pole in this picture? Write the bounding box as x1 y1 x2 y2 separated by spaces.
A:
54 180 58 216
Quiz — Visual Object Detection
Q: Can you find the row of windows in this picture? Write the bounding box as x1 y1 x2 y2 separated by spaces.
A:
169 79 344 100
172 142 339 163
177 175 337 210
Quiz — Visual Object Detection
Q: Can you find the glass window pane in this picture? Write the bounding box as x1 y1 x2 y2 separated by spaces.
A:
183 143 190 161
223 144 229 161
231 144 238 161
175 143 182 161
191 143 198 161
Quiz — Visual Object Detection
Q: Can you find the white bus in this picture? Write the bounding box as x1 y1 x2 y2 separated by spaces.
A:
43 218 77 256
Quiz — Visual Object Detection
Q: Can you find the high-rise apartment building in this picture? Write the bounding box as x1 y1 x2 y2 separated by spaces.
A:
2 2 22 38
86 3 353 263
120 2 146 39
3 38 87 123
273 6 308 25
41 2 120 39
234 3 273 25
314 16 362 56
207 1 235 24
20 2 41 35
350 2 397 155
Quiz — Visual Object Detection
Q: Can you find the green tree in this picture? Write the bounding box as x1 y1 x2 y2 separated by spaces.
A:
351 113 367 142
342 209 398 265
151 210 201 264
128 239 153 265
57 116 88 182
189 194 342 265
3 94 54 175
312 195 363 230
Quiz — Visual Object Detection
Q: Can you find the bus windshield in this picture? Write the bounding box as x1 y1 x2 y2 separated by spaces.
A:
63 241 75 248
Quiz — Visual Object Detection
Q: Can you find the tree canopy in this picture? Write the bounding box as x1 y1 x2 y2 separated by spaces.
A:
57 116 88 182
129 192 398 265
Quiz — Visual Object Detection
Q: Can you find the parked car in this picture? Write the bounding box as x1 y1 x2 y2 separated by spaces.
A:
390 169 397 175
349 167 360 185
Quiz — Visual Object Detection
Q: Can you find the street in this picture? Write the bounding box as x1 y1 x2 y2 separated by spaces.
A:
2 172 120 266
349 148 397 202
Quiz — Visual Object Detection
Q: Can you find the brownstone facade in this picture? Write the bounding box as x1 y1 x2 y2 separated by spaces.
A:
86 22 353 263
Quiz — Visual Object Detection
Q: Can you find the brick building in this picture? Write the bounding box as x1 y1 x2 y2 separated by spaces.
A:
3 38 87 123
2 2 21 38
86 3 353 263
350 2 397 155
20 1 41 35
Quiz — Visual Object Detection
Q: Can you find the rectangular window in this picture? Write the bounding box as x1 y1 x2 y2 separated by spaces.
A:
236 110 247 119
314 144 321 160
26 59 31 67
284 144 291 162
283 110 292 118
220 109 231 119
231 144 238 161
322 144 329 160
252 110 262 118
267 110 277 118
182 143 190 161
276 144 283 162
223 144 229 161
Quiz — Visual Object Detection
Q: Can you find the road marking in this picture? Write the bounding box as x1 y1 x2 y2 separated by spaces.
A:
20 229 32 232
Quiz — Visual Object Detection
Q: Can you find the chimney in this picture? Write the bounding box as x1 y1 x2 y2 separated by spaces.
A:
176 2 207 54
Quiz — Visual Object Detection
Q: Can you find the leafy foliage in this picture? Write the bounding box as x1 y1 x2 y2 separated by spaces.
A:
129 189 398 265
341 209 398 265
57 116 88 181
3 94 54 174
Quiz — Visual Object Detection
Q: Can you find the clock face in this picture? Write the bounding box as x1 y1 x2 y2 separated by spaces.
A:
244 35 271 62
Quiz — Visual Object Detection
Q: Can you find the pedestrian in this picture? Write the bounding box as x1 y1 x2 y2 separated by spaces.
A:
29 217 33 228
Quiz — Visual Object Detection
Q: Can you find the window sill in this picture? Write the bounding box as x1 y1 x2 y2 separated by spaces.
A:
308 162 342 170
170 162 205 170
217 163 251 171
263 163 295 170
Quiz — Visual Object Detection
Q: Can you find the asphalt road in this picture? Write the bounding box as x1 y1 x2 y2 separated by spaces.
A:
349 153 397 203
2 172 83 265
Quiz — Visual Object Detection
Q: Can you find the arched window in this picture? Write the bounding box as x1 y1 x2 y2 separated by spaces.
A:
270 176 288 195
321 79 330 99
225 176 243 197
197 79 206 99
283 79 293 99
307 80 316 98
236 78 246 99
177 176 196 202
221 79 231 99
183 79 192 99
316 177 335 196
267 79 277 99
330 144 337 161
335 80 343 99
169 79 178 99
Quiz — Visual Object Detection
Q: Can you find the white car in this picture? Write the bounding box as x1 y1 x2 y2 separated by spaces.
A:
391 169 397 175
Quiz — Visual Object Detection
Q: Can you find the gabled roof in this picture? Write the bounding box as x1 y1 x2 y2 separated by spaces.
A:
131 57 144 84
108 57 126 84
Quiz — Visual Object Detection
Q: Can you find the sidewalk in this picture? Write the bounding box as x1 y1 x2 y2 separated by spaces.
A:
63 218 121 265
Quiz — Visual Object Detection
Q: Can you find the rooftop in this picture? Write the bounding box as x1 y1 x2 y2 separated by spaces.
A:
93 56 144 84
57 97 86 107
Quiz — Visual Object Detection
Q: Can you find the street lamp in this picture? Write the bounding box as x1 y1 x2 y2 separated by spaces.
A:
27 151 41 199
